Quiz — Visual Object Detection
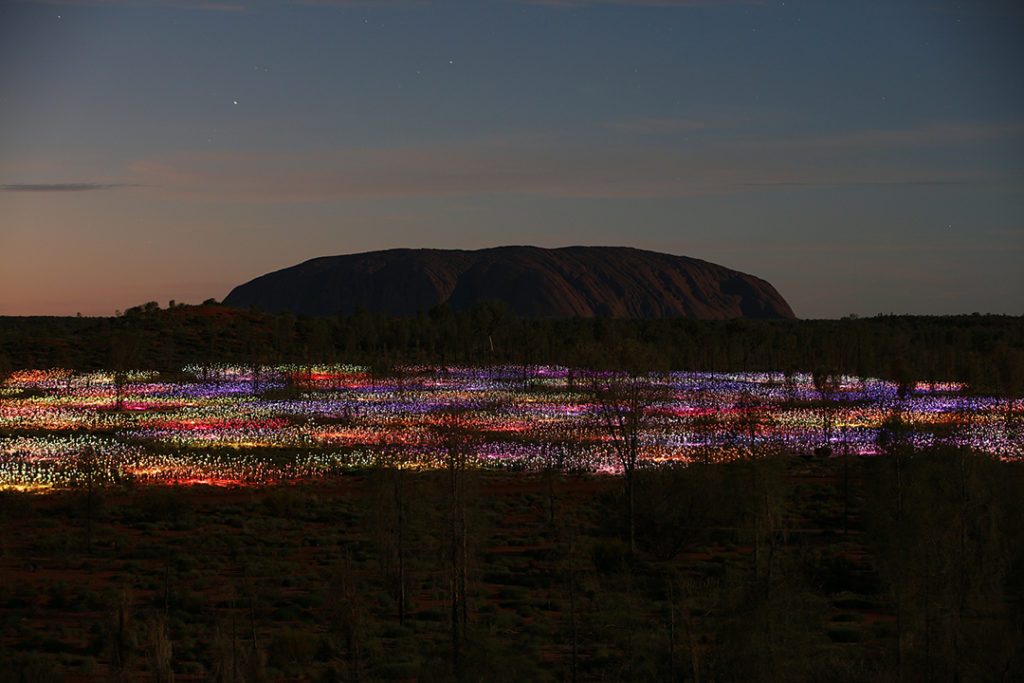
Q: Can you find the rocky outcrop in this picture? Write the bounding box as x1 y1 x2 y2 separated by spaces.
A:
224 246 795 319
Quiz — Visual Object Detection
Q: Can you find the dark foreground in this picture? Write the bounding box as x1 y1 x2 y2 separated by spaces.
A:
1 450 1022 682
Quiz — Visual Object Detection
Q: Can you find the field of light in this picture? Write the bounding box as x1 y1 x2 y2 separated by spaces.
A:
0 365 1019 491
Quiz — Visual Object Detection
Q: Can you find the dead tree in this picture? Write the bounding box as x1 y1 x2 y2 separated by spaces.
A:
590 373 667 555
369 441 412 625
431 405 478 675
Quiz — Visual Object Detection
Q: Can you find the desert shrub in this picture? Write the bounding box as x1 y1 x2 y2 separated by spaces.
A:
131 486 189 524
33 534 75 555
74 656 97 674
633 464 726 560
15 635 68 655
178 660 205 676
47 581 71 609
168 588 206 614
294 591 324 609
831 612 864 623
415 607 445 622
261 487 319 519
267 626 319 672
832 593 878 610
3 652 66 683
828 626 867 643
371 660 422 679
482 566 513 584
512 571 553 589
380 623 412 639
496 586 530 604
871 621 898 639
804 551 881 595
590 537 630 575
129 544 167 560
514 602 535 618
270 605 306 621
0 491 35 521
458 632 550 682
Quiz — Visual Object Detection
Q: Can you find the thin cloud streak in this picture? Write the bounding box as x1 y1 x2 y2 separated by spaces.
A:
714 242 1024 254
292 0 426 6
18 0 748 7
928 2 1024 18
119 121 1009 203
16 0 246 10
751 123 1024 152
126 139 974 203
19 0 422 7
511 0 761 6
1 182 140 192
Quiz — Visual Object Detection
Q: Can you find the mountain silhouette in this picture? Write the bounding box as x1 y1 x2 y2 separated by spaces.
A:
224 246 795 319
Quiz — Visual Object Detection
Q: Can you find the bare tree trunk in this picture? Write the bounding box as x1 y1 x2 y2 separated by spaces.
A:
85 459 94 555
626 463 636 556
667 576 676 682
592 374 665 557
395 472 406 626
148 615 174 683
249 595 258 652
458 472 468 636
448 441 463 676
842 426 850 536
568 535 578 683
232 611 238 683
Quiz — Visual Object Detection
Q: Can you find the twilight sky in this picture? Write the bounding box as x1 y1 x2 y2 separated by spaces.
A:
1 0 1022 318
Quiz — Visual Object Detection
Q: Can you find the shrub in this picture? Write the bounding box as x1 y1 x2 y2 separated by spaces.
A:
416 607 446 622
267 626 319 672
590 538 630 575
828 626 866 643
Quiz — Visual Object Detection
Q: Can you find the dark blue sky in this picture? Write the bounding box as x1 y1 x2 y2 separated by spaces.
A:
2 0 1022 317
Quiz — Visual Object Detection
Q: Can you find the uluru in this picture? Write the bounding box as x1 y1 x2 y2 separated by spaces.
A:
223 246 796 319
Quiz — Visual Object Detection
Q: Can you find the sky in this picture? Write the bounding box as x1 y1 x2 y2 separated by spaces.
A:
1 0 1022 319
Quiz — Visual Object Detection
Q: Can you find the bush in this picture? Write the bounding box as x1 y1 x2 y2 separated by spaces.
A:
131 486 189 524
831 612 864 623
590 538 630 575
828 626 866 643
5 652 66 683
416 607 446 622
496 586 530 604
371 660 422 679
267 626 319 672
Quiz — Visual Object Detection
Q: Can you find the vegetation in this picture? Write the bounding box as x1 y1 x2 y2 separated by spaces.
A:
1 301 1022 394
2 303 1022 679
0 451 1021 681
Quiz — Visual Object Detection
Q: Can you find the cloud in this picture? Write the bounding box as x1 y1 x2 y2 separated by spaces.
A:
18 0 422 7
928 2 1024 17
1 182 139 192
124 134 976 203
737 179 971 189
20 0 751 8
292 0 425 5
17 0 246 9
509 0 761 6
758 123 1024 152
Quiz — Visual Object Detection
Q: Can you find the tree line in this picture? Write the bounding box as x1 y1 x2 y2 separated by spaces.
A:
1 300 1022 395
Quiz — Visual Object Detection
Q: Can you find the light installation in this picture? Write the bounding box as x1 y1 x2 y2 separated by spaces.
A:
1 365 1019 491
